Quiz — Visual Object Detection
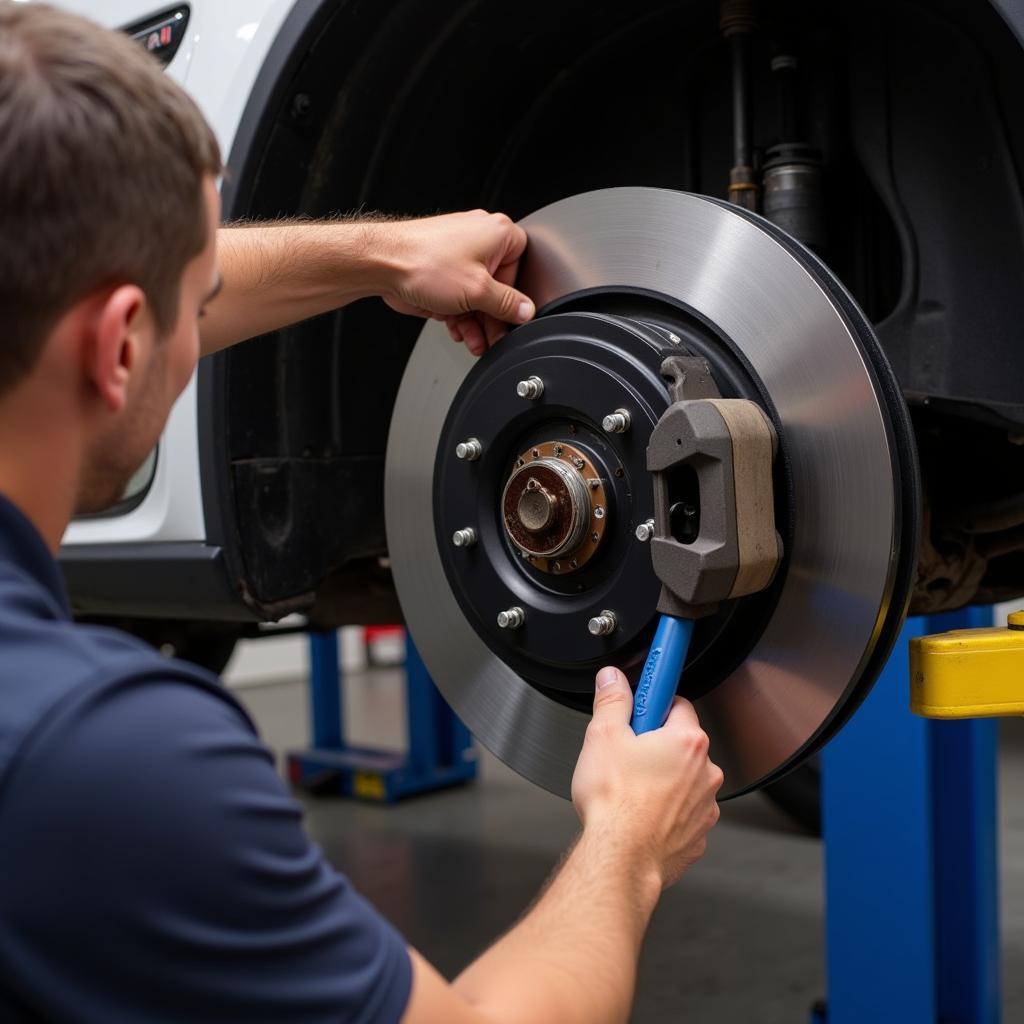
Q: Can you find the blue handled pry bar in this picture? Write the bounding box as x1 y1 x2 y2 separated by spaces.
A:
630 615 695 734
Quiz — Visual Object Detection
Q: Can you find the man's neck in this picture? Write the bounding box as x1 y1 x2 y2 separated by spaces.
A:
0 392 81 555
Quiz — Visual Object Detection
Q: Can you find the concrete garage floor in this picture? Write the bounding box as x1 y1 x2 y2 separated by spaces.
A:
235 664 1024 1022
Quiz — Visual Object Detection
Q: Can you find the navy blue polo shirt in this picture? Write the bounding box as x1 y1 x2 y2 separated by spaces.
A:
0 494 412 1022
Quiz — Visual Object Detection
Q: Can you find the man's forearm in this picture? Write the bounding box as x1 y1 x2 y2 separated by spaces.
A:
452 826 660 1024
199 221 395 356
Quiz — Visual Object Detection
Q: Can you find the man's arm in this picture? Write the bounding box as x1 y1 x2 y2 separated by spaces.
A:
200 211 536 358
401 666 724 1024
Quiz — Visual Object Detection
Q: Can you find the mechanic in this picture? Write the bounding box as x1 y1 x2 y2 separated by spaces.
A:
0 5 723 1022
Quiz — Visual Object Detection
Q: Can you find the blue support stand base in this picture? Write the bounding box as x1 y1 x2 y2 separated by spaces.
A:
817 608 1000 1023
286 631 478 803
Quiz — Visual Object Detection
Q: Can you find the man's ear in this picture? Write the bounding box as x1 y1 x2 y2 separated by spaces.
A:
90 284 148 413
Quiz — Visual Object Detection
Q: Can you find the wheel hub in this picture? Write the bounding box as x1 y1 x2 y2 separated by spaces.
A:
501 441 608 572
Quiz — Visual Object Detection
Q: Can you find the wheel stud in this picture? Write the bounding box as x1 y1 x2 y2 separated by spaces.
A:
497 606 525 630
456 438 482 461
588 610 618 637
452 528 477 548
635 518 655 541
602 408 631 434
516 376 545 400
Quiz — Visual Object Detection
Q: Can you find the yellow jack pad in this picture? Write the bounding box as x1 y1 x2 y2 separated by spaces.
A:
910 611 1024 718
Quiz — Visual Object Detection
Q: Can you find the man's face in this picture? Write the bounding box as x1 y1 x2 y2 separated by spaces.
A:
77 178 221 514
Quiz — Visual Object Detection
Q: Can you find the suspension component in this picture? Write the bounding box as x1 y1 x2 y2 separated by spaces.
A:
721 0 759 211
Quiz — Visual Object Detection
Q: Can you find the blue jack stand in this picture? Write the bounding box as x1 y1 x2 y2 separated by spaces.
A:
817 607 1000 1023
286 631 478 802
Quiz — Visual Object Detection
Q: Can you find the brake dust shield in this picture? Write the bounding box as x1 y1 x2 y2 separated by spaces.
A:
385 188 919 799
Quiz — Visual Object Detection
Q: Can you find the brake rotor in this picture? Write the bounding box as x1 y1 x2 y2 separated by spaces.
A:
385 187 919 799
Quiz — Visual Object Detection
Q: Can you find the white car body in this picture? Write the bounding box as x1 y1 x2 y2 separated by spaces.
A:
56 1 297 549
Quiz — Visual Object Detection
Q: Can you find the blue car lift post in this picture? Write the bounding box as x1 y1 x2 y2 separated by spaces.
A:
287 631 477 802
817 606 1000 1023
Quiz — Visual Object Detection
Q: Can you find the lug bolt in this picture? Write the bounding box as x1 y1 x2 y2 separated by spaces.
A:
516 376 545 400
497 606 525 630
594 506 605 520
588 610 618 637
602 408 632 434
572 456 585 470
667 331 682 345
452 528 477 548
456 438 482 461
636 518 656 542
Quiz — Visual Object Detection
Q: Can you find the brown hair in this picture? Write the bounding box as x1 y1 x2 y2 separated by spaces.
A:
0 2 222 394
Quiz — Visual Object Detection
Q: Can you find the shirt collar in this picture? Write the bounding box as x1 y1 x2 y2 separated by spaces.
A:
0 492 72 619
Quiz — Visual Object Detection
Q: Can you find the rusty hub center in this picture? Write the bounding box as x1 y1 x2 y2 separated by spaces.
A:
501 441 609 573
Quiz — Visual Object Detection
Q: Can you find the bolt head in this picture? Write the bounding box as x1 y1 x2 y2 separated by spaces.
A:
497 606 524 630
635 519 655 542
456 438 482 461
602 409 631 434
594 506 605 520
516 376 544 400
667 332 682 345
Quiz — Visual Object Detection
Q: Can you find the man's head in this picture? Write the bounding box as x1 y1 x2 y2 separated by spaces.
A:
0 2 222 513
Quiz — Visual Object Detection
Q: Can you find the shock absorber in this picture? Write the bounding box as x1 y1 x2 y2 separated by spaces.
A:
762 52 826 253
720 0 759 211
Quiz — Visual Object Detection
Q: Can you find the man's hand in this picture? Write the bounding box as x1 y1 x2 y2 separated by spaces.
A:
376 210 536 356
403 665 723 1024
571 666 724 893
201 211 535 357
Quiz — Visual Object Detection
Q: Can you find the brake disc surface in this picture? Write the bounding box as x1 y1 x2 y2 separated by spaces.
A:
385 187 918 799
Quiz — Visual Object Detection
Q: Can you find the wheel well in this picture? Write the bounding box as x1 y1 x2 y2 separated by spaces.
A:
202 0 1024 622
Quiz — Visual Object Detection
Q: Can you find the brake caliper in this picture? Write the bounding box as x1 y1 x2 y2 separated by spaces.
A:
647 356 783 619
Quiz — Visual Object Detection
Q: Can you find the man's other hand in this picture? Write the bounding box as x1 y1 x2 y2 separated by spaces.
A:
378 210 536 356
571 666 725 894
